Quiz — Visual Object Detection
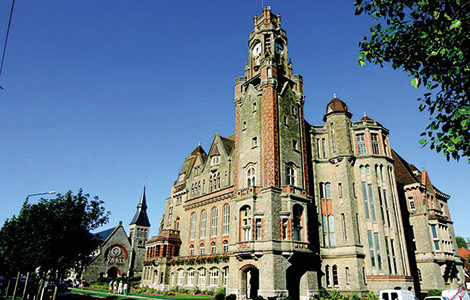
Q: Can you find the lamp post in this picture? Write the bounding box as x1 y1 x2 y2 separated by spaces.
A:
11 191 56 300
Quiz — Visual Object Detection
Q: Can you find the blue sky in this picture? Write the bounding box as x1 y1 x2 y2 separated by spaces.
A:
0 0 468 239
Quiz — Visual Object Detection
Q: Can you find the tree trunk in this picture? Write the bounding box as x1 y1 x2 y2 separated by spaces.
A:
21 272 30 300
12 271 20 300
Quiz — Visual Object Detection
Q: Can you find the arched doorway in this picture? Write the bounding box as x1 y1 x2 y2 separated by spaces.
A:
107 267 120 278
240 265 259 299
287 265 302 300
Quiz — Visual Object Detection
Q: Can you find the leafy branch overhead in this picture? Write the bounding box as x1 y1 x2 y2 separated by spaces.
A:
355 0 470 162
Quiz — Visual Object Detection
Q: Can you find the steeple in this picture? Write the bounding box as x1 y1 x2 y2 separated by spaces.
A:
130 187 150 227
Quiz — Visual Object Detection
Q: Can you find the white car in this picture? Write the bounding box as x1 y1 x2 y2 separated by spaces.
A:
380 290 416 300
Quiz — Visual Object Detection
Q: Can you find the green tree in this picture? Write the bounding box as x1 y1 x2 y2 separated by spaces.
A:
354 0 470 162
456 236 469 249
0 189 109 278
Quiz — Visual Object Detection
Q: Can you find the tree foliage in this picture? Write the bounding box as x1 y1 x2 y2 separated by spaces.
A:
355 0 470 161
456 236 469 249
0 189 109 277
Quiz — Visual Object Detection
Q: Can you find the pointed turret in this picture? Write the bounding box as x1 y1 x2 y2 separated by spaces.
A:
130 187 151 227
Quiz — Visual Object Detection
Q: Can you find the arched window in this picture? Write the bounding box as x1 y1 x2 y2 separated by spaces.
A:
240 206 252 241
177 269 185 285
223 204 230 235
286 164 296 186
190 213 196 240
189 244 195 256
325 265 330 287
200 243 205 255
325 183 331 198
333 265 339 286
188 268 195 285
211 242 216 254
200 210 207 238
211 207 218 236
198 268 206 286
247 167 255 187
223 240 228 253
293 205 303 241
210 268 219 286
223 267 229 286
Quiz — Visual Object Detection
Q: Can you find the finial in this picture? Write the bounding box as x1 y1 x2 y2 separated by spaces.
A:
198 141 201 146
333 93 337 98
363 112 367 117
119 220 122 226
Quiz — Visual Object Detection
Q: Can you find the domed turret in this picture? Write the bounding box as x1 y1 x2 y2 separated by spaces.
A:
324 95 352 121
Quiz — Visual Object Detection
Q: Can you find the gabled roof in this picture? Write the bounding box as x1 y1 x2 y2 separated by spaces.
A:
391 150 419 185
220 135 235 156
459 247 470 261
95 227 115 242
130 187 151 227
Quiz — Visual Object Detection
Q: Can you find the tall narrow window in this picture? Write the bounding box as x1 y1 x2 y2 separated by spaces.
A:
325 265 331 287
371 133 380 154
368 230 376 267
408 197 415 211
223 205 230 235
200 210 207 238
317 139 322 158
198 268 206 286
338 183 343 198
328 215 336 246
210 268 219 286
333 265 339 286
385 236 393 274
391 239 398 273
256 219 262 240
223 240 228 253
331 123 336 152
383 190 391 226
293 205 303 241
293 140 298 151
190 213 196 240
378 187 385 224
325 183 331 198
356 134 366 155
247 167 255 187
190 245 195 256
241 206 251 241
188 269 195 285
322 215 328 246
341 213 347 244
286 164 296 186
211 207 218 237
322 138 327 158
356 213 360 243
368 184 377 221
362 182 370 219
200 243 205 255
374 233 383 270
346 267 350 285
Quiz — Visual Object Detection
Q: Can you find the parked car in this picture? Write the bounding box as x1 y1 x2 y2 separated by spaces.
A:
380 290 416 300
424 297 450 300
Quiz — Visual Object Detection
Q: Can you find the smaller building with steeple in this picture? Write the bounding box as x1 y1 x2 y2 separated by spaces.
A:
81 188 151 281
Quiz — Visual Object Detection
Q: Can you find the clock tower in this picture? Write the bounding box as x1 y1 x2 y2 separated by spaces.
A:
230 7 317 299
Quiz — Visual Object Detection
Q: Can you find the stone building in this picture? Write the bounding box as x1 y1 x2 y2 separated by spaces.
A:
140 7 464 299
393 152 465 293
82 188 150 281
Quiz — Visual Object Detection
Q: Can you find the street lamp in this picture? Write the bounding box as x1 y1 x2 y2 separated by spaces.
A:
25 191 56 203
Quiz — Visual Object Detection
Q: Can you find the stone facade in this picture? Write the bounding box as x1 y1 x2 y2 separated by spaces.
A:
82 189 150 281
140 7 464 299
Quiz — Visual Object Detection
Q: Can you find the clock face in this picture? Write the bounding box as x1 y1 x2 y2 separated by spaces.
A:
275 42 283 54
252 43 261 56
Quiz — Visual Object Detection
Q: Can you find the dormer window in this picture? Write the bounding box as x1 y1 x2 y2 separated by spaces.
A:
211 156 220 166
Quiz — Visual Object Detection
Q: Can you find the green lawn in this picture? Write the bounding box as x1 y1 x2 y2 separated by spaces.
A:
71 288 215 300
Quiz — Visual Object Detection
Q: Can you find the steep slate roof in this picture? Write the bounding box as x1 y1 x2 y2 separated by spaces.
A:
361 113 374 121
130 187 151 227
95 227 115 242
391 150 419 185
220 135 235 156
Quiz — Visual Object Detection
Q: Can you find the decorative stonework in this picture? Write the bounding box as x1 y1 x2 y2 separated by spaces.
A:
261 84 280 187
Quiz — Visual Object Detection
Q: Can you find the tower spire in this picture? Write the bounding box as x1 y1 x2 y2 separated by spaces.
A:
130 186 150 227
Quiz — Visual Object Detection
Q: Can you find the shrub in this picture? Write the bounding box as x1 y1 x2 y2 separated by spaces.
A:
363 291 379 300
226 295 237 300
215 286 226 296
427 290 442 297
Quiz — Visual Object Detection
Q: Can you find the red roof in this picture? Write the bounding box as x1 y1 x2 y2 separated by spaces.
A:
326 97 349 113
459 247 470 261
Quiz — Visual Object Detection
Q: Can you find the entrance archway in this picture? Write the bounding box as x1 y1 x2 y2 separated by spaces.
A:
240 265 259 299
287 265 302 300
107 267 120 278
